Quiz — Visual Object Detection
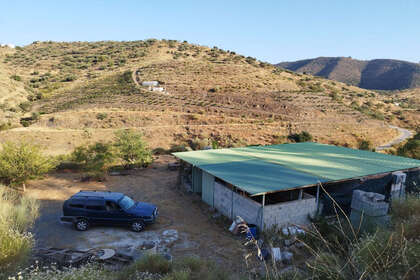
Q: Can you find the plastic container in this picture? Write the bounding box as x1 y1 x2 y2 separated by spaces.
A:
246 224 259 240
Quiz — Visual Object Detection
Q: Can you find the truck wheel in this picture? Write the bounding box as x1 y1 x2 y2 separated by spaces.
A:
131 221 145 232
75 219 89 231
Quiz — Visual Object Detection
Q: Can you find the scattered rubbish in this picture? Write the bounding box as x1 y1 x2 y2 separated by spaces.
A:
282 226 305 236
98 248 116 260
162 229 179 246
246 224 259 240
229 216 246 235
271 247 282 262
258 248 270 261
34 248 133 268
284 239 296 247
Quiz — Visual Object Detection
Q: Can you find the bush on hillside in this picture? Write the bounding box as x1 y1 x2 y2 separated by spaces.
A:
397 132 420 159
0 142 55 190
358 139 372 151
114 130 153 168
288 131 313 142
10 75 21 81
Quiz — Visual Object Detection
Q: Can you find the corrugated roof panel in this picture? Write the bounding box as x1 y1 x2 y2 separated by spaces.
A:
235 143 420 180
173 142 420 195
200 159 327 195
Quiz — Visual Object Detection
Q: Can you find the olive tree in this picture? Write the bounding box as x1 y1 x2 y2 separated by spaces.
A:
0 142 55 191
114 130 153 168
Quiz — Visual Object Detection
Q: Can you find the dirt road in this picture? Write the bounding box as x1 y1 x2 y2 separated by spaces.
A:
376 125 413 151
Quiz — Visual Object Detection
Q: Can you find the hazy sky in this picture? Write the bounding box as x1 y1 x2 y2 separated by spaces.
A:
1 0 419 63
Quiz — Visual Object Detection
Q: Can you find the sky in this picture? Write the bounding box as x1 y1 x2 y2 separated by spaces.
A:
0 0 419 63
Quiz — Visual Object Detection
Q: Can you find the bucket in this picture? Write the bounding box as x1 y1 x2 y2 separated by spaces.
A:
246 224 259 240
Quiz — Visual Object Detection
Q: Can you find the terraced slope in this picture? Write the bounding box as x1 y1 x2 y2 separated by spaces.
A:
0 40 401 154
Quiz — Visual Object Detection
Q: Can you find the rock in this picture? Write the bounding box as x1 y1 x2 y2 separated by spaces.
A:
161 229 178 246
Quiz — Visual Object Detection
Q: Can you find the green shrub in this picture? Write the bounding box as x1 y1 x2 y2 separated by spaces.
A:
61 74 76 82
288 131 313 142
71 142 115 173
358 140 372 151
130 254 172 274
397 132 420 159
0 142 55 190
10 75 21 81
96 112 108 120
114 130 153 168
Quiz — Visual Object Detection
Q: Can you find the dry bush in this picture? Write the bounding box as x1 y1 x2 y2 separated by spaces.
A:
0 187 39 278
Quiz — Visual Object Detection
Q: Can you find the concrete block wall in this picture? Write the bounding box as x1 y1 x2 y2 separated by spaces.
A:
263 195 317 229
214 182 233 218
232 191 262 226
213 181 261 225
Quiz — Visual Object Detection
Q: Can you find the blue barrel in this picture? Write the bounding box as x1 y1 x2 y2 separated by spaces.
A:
246 224 259 240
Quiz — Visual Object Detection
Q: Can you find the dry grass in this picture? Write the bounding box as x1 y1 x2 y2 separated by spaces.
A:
0 40 405 155
0 187 39 278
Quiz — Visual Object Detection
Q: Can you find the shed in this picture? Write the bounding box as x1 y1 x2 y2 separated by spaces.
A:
173 143 420 229
141 81 159 87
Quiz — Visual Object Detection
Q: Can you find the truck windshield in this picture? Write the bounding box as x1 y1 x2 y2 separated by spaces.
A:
119 195 135 210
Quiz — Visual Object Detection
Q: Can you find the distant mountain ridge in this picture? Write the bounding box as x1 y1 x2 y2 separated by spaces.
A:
277 57 420 90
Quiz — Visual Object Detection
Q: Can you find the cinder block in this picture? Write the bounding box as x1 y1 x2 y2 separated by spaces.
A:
351 190 389 216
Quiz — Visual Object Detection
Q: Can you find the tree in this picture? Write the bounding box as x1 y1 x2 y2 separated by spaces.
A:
114 130 153 168
0 142 55 191
71 142 115 172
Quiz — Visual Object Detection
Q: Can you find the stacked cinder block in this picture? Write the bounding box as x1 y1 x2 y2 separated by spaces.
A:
391 171 407 201
350 190 390 231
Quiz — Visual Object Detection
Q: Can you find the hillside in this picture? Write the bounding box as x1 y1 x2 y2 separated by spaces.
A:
277 57 420 90
0 40 406 154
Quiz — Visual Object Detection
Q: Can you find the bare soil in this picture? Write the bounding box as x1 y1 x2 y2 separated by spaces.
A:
27 155 246 272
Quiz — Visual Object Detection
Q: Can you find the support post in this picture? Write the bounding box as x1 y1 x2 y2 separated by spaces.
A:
316 184 320 214
260 194 265 230
298 189 303 200
231 187 234 219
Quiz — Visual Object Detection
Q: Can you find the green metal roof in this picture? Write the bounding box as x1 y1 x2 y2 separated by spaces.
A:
173 142 420 196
